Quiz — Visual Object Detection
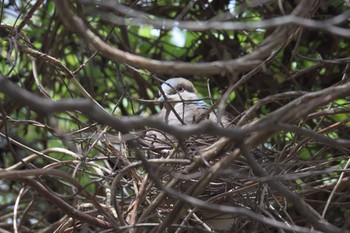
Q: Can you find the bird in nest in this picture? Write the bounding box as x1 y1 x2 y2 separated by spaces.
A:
140 78 244 231
140 77 233 157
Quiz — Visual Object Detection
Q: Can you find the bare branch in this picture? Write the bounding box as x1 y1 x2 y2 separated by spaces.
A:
54 0 320 75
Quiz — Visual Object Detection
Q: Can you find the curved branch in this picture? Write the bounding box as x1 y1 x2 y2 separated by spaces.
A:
238 143 341 233
0 76 247 139
1 76 350 148
83 0 350 38
0 170 112 229
54 0 320 75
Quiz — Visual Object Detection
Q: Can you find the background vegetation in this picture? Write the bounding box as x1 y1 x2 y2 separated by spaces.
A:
0 0 350 232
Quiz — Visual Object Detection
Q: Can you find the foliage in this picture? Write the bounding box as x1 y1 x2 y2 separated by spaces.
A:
0 0 350 232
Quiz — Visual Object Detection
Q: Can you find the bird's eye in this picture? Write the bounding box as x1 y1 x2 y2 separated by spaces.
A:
177 86 185 92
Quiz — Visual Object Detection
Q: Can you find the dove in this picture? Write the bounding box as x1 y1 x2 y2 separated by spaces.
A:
142 77 232 153
157 77 230 127
142 78 237 231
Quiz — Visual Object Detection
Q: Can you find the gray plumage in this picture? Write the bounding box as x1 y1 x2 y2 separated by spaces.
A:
143 78 232 152
141 78 237 231
158 77 231 126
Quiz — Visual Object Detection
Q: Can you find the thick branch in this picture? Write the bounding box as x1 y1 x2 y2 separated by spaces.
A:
54 0 320 75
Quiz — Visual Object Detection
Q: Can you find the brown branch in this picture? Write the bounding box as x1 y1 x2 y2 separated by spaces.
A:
81 0 350 38
16 0 44 32
154 162 326 233
1 65 350 231
0 170 112 229
242 81 350 149
0 76 246 139
238 143 341 233
53 0 320 75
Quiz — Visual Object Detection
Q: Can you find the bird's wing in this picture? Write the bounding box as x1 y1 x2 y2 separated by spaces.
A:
171 102 232 126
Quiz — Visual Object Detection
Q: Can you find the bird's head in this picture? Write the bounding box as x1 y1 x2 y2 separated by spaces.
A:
158 78 199 104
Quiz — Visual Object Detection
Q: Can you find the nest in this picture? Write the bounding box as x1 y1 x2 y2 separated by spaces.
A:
1 115 350 233
1 1 350 232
